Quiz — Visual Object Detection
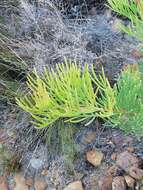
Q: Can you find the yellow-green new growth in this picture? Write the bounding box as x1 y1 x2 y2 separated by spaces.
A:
16 59 115 128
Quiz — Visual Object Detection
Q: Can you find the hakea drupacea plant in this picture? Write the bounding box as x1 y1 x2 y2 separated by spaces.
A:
16 59 116 129
107 0 143 40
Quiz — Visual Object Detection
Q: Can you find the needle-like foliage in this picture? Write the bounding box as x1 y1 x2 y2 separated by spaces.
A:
16 59 115 129
16 60 143 136
110 64 143 135
107 0 143 40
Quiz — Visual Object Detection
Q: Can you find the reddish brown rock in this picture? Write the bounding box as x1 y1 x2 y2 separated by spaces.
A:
126 147 135 153
34 178 47 190
0 176 9 190
129 167 143 180
14 173 28 190
25 177 34 187
116 151 139 172
112 176 126 190
41 169 48 176
86 149 104 167
63 181 83 190
98 175 112 190
124 175 135 188
107 165 118 176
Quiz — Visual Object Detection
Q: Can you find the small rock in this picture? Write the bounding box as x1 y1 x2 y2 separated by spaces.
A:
107 165 118 176
41 169 48 176
116 151 139 172
129 167 143 180
30 158 44 169
35 178 47 190
14 173 28 190
25 177 34 187
126 147 135 153
124 175 135 188
112 132 133 149
0 176 9 190
84 131 96 144
98 175 112 190
86 149 104 167
63 181 83 190
112 176 126 190
111 153 117 161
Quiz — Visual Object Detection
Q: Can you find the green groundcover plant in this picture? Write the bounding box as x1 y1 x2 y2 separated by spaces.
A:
17 61 143 137
107 0 143 40
16 59 115 129
16 59 116 166
110 64 143 135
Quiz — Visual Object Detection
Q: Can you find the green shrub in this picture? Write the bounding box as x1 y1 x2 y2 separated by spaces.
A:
107 0 143 40
107 0 143 136
16 59 115 128
110 64 143 135
16 60 116 167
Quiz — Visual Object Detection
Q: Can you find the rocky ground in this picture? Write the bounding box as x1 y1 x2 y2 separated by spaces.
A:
0 0 143 190
0 101 143 190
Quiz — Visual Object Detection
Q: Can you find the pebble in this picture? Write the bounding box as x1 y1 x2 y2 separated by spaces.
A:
41 169 48 176
35 178 47 190
14 173 28 190
63 181 83 190
129 167 143 180
124 175 135 188
107 165 118 176
98 175 112 190
126 147 135 153
86 149 104 167
112 176 126 190
84 131 96 144
25 177 34 187
30 158 44 169
116 151 139 172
